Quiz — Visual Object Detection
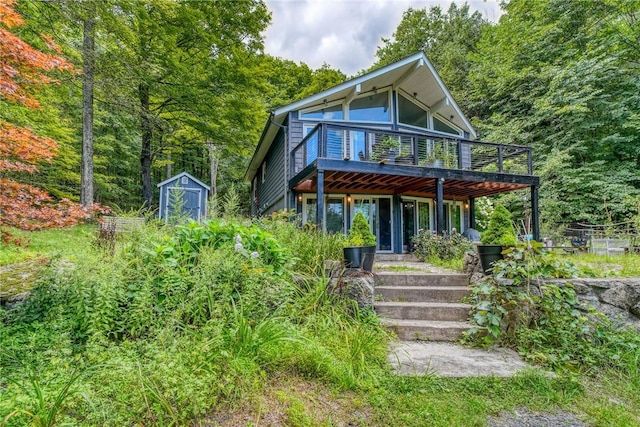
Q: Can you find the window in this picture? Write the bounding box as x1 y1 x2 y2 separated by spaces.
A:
299 103 344 120
252 177 257 201
261 161 267 183
304 197 317 225
349 91 390 122
326 198 345 233
398 94 428 129
433 116 461 136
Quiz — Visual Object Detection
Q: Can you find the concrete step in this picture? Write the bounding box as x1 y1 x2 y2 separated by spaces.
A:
375 301 471 321
376 272 468 287
375 254 418 262
376 285 470 303
380 319 470 341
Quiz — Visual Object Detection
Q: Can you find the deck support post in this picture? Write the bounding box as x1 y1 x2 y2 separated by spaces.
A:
469 197 476 229
393 195 402 253
531 185 540 241
316 170 324 231
436 178 444 234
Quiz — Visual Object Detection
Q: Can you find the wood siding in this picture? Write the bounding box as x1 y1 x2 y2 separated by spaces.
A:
288 112 304 155
256 128 285 216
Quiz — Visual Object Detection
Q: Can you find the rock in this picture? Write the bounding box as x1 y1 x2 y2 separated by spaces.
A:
630 302 640 318
569 281 592 295
463 250 483 276
462 228 481 242
601 284 633 309
4 291 30 310
469 276 640 330
327 270 375 310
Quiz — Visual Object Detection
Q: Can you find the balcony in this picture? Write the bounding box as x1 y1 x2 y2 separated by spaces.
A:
289 123 538 199
292 123 534 178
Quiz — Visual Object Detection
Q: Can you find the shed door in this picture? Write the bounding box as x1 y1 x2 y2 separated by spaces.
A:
167 187 201 221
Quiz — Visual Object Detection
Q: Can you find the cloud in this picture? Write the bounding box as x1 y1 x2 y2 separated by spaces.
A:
264 0 502 76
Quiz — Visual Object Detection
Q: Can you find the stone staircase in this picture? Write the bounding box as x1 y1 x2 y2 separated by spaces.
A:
374 254 472 341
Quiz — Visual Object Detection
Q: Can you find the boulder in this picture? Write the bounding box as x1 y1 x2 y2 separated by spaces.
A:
327 269 375 310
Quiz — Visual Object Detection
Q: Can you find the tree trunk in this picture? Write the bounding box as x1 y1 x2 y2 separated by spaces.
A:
80 16 95 208
166 151 172 179
139 83 153 207
208 141 217 201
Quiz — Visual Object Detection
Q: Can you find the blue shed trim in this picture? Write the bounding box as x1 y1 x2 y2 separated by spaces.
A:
157 171 210 191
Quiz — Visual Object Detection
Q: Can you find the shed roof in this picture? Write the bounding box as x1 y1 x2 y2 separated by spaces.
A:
245 52 476 181
157 171 211 191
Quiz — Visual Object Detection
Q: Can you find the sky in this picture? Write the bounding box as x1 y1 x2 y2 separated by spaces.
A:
263 0 503 76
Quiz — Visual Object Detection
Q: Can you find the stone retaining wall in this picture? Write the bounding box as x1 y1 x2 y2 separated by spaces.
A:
464 251 640 330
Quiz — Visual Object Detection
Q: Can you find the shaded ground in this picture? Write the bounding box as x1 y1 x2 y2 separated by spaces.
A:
0 258 47 304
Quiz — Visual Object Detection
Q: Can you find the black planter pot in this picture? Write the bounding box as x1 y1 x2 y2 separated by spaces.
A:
343 246 363 269
477 244 504 274
343 246 376 271
361 245 376 272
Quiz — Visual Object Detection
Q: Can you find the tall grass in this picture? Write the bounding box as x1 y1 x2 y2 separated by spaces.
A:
0 216 389 425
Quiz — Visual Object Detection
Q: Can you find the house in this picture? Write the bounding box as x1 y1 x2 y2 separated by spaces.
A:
245 52 540 254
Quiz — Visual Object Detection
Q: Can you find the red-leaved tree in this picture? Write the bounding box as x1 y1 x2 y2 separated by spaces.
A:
0 0 105 231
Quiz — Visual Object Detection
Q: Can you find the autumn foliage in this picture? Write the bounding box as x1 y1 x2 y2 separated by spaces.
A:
0 0 105 231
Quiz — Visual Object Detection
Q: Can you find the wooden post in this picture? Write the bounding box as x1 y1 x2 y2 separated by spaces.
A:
531 185 540 241
469 197 476 229
436 178 444 234
316 170 324 231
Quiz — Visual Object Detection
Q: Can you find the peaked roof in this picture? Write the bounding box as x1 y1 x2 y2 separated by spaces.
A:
246 52 476 181
157 171 210 191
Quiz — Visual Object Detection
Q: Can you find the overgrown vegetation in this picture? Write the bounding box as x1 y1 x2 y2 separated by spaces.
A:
0 217 388 425
466 241 640 375
411 230 471 270
2 224 640 425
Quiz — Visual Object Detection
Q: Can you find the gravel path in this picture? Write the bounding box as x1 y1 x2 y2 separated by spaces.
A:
488 408 590 426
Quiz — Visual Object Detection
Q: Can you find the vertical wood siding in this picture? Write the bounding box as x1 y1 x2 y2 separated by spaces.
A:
256 129 285 216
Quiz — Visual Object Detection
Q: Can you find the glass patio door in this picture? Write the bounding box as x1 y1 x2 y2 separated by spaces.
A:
352 197 392 252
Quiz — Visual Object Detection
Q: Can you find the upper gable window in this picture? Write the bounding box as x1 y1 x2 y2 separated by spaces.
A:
348 91 391 122
433 116 462 136
398 94 428 129
299 103 344 120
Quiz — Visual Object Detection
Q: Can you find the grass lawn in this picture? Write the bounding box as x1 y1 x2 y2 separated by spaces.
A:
0 224 95 266
567 252 640 277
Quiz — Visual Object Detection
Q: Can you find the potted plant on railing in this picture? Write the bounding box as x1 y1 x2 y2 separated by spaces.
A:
343 212 377 271
370 135 400 163
477 204 517 274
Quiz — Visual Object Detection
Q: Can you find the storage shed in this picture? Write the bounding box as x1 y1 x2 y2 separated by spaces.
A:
157 172 210 222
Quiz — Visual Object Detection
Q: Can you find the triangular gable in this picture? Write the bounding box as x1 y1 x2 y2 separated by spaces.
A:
157 171 211 191
245 52 476 181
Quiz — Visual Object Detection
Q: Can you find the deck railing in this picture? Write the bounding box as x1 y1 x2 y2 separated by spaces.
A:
291 123 533 176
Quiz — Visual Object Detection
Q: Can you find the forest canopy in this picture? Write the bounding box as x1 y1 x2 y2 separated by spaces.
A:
1 0 639 233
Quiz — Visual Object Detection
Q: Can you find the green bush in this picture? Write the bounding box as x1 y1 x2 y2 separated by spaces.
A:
480 204 517 246
412 230 472 263
345 213 376 247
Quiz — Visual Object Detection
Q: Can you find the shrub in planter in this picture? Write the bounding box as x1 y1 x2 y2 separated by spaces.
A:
477 204 517 274
481 204 517 246
343 213 376 270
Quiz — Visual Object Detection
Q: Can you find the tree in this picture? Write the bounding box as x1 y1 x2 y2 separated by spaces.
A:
374 3 487 110
0 0 90 230
468 0 640 226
